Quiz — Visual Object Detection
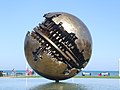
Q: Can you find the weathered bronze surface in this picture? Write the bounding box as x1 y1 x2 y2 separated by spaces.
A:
24 12 92 81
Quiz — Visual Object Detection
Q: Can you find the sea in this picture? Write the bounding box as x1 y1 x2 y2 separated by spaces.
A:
1 70 119 76
0 70 120 90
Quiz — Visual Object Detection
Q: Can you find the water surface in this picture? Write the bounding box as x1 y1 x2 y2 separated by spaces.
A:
0 78 120 90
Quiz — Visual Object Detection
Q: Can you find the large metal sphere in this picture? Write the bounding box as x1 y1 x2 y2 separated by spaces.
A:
24 12 92 81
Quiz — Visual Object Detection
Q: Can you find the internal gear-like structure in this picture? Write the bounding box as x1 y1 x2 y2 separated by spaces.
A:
24 12 92 81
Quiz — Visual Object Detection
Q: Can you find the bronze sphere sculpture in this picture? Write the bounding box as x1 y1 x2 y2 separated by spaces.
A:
24 12 92 82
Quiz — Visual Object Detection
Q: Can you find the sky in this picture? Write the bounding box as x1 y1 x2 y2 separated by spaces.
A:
0 0 120 71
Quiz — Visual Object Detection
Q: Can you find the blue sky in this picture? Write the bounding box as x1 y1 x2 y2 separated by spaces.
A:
0 0 120 71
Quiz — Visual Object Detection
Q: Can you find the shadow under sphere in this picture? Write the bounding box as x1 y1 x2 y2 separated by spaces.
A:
30 82 87 90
